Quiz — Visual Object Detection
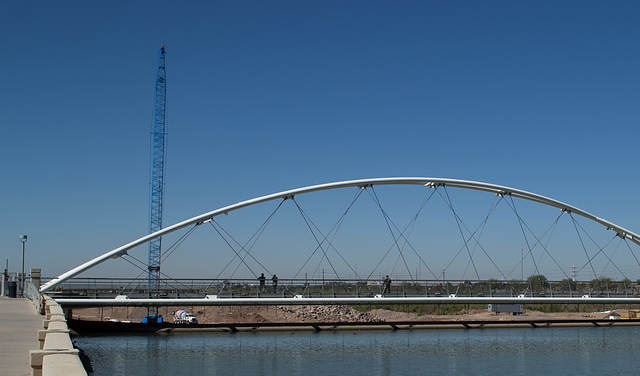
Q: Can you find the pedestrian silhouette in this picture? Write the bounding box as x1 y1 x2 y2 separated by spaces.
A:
383 275 391 294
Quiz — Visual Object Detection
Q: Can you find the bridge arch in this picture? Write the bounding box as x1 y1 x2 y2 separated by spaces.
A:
40 177 640 292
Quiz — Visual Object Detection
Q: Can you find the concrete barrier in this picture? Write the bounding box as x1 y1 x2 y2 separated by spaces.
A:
45 321 68 331
43 314 66 330
43 353 86 376
43 332 73 350
30 295 87 376
46 305 64 320
38 327 71 350
30 349 79 376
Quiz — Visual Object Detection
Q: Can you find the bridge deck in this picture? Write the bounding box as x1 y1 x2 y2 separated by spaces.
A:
0 297 43 376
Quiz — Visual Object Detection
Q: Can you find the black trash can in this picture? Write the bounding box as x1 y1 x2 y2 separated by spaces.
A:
7 281 17 298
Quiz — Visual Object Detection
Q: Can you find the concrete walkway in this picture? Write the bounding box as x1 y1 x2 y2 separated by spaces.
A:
0 297 43 376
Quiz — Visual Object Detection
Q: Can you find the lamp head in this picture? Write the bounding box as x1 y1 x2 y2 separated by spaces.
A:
19 235 27 243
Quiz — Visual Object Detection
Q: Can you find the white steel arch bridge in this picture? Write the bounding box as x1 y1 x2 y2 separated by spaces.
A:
44 177 640 307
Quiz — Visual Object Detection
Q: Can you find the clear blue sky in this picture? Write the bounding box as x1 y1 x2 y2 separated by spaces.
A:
2 1 640 281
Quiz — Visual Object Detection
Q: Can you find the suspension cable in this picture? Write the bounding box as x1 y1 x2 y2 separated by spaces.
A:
160 224 199 263
623 238 640 269
505 195 541 276
569 212 598 280
122 253 203 298
571 217 626 279
116 260 149 295
217 199 285 276
207 221 259 279
290 197 346 291
400 185 440 280
573 228 624 280
503 211 563 280
504 196 571 280
117 225 202 294
458 193 504 280
366 185 440 281
199 200 286 293
366 186 415 282
303 188 368 282
439 186 480 280
598 236 626 279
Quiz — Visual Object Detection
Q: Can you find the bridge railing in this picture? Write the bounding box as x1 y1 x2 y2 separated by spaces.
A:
41 277 640 300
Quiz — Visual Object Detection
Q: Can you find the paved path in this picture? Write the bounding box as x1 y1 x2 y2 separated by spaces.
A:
0 297 42 376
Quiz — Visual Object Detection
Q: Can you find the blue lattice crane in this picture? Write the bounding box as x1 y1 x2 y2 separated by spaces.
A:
147 44 167 320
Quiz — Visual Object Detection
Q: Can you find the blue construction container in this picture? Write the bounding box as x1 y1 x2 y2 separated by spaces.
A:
142 314 163 324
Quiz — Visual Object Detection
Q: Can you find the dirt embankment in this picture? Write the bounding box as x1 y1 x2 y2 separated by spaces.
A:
72 305 598 324
74 305 376 323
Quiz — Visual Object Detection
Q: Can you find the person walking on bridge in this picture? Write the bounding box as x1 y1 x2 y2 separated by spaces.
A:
272 274 278 293
383 275 391 294
258 273 266 293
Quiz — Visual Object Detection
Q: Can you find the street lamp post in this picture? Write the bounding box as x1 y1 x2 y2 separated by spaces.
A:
20 235 27 297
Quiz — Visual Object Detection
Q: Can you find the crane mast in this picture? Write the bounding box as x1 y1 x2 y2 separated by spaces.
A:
148 44 167 317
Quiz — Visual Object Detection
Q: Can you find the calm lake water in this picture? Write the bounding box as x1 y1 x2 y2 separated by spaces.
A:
76 326 640 375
